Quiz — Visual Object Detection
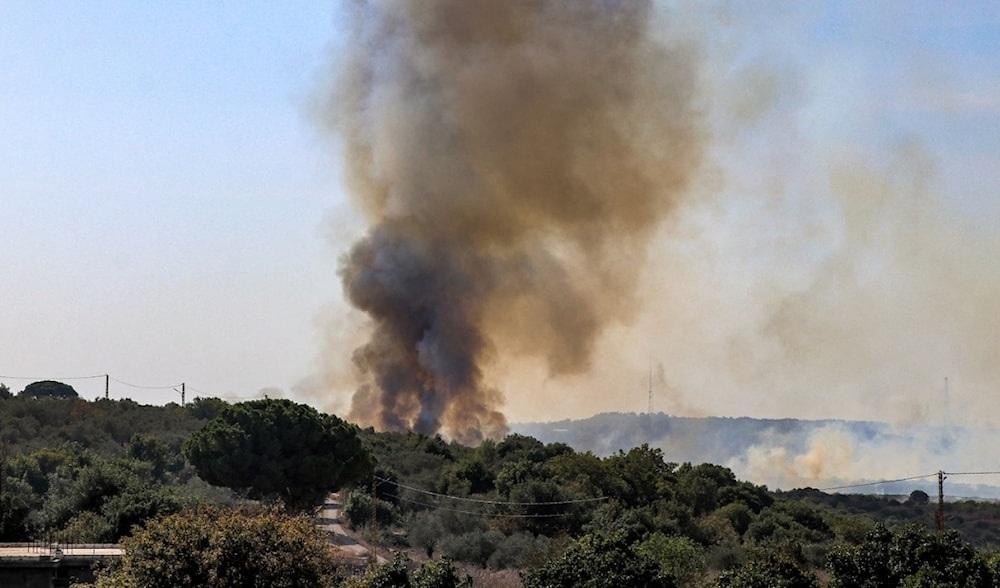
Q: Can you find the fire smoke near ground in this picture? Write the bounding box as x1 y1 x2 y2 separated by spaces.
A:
326 1 703 442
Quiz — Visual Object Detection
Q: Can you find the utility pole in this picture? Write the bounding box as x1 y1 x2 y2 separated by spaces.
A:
105 374 109 400
181 383 186 407
936 470 946 532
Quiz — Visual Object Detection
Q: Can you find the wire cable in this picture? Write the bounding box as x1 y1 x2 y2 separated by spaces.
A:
375 476 607 506
944 471 1000 476
0 374 105 381
109 377 183 390
386 493 571 518
818 473 938 492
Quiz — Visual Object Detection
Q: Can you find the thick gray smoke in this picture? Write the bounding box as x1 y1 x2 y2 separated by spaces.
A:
326 0 704 442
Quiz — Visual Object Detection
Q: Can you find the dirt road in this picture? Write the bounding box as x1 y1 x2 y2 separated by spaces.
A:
317 494 387 564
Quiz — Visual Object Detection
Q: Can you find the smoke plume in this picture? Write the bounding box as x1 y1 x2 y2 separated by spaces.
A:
325 0 703 442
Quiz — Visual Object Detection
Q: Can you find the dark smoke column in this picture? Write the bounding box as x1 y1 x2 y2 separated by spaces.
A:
330 0 703 443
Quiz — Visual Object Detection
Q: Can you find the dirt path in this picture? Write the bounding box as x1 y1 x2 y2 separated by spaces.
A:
317 494 387 564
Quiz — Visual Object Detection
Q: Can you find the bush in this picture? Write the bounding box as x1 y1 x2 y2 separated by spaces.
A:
521 531 673 588
58 511 114 543
745 503 831 545
127 434 174 479
92 507 336 588
406 511 445 557
486 532 550 570
715 553 818 588
345 489 399 530
0 476 35 541
715 503 753 536
344 553 411 588
437 529 504 566
707 543 746 572
827 524 993 588
412 558 473 588
636 533 706 586
344 554 471 588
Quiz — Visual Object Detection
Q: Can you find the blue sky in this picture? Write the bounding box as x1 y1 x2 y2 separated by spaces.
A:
1 2 998 419
0 2 351 402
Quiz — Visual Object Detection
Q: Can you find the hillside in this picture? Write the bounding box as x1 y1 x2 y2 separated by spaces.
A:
513 412 884 464
6 395 1000 587
513 412 1000 499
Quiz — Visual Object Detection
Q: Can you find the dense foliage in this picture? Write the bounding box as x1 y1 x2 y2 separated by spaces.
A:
88 508 337 588
357 431 784 579
0 394 211 454
783 487 1000 548
716 553 819 588
4 392 1000 586
521 530 673 588
352 429 1000 586
0 437 228 543
0 394 236 543
343 554 472 588
827 523 996 587
183 398 374 511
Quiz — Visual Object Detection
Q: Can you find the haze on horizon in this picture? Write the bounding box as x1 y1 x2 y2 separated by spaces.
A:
2 2 999 430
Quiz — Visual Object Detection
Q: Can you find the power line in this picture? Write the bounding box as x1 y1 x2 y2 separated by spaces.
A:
108 377 183 390
0 373 257 402
0 374 105 381
818 473 938 492
817 471 1000 493
375 476 607 506
386 493 572 518
945 471 1000 477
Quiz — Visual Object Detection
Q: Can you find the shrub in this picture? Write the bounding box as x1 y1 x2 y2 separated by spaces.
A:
521 531 674 588
58 511 114 543
92 507 336 588
412 558 473 588
437 529 504 566
486 532 550 570
636 533 706 586
343 553 411 588
715 553 818 588
345 490 398 530
827 524 993 588
344 554 472 588
406 511 445 557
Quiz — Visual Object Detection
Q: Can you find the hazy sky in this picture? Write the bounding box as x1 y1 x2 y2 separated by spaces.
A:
2 2 998 422
1 2 349 403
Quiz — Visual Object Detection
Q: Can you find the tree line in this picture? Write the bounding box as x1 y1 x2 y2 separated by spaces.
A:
3 386 1000 586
